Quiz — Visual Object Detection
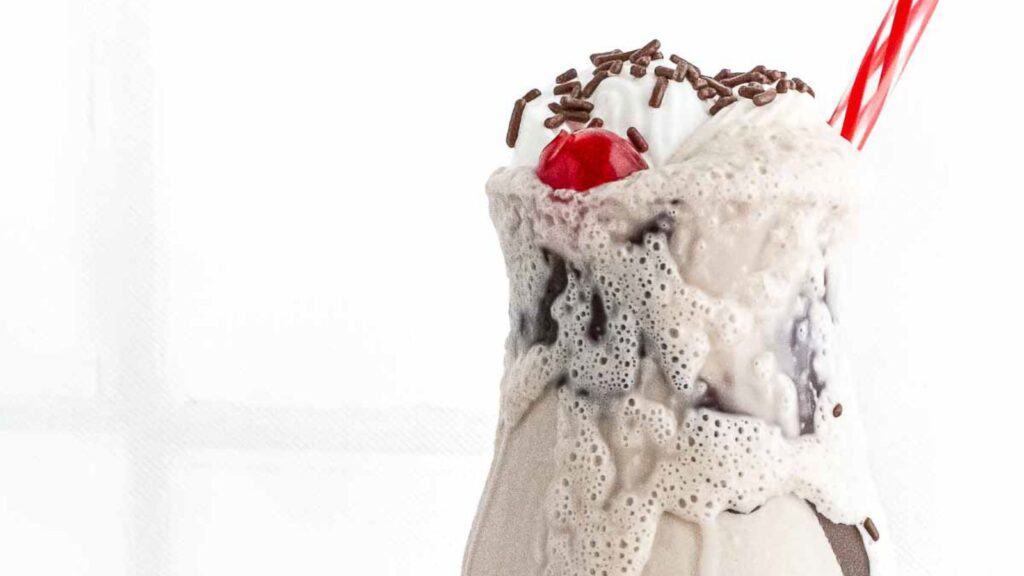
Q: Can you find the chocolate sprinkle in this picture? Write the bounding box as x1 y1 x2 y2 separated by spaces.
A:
563 110 590 122
685 67 705 89
593 50 634 66
864 517 880 542
500 43 812 146
679 58 699 76
654 65 681 81
638 39 660 56
589 49 622 66
561 96 594 112
556 68 578 83
543 114 565 129
832 403 844 418
752 89 777 106
721 70 769 87
582 70 610 98
626 127 648 153
554 80 581 96
697 86 717 100
506 98 526 148
670 54 692 67
708 95 737 115
703 76 732 97
738 83 765 99
675 62 691 82
649 76 669 108
794 77 816 97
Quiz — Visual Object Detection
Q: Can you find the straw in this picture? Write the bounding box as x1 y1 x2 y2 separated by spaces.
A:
829 0 940 149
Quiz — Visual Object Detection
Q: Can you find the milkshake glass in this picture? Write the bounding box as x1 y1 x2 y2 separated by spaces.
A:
464 41 886 576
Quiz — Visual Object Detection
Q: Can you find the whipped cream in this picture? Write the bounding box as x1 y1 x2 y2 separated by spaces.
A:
510 60 821 168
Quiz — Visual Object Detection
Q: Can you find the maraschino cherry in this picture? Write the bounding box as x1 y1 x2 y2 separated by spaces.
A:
536 129 648 197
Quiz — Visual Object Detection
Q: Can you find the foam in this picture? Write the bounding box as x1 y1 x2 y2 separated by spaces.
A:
473 82 886 576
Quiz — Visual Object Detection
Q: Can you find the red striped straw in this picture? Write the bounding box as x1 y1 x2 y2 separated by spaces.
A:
829 0 939 149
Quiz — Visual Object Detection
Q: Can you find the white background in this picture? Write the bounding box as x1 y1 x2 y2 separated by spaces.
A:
0 1 1020 575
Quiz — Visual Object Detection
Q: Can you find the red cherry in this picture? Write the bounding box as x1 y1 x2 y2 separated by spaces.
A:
536 129 648 197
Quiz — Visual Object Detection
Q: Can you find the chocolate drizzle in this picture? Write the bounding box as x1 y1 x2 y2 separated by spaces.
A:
532 249 569 346
816 509 871 576
627 213 675 245
587 292 608 342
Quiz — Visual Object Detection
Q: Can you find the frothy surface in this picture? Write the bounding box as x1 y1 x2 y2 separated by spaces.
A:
472 93 887 576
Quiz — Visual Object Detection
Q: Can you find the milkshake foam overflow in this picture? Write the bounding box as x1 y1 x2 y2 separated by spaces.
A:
464 3 937 576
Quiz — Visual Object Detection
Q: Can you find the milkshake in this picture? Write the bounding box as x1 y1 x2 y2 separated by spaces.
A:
464 40 886 576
